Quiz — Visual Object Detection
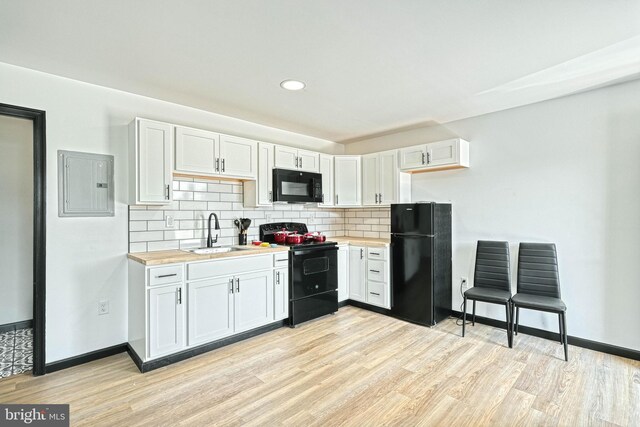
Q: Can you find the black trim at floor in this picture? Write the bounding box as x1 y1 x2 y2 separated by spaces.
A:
0 320 33 334
131 320 287 373
450 310 640 361
45 344 127 374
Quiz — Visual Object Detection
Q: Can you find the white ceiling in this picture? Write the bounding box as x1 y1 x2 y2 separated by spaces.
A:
1 1 639 142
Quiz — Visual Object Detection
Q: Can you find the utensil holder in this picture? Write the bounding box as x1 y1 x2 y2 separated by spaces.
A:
238 233 248 245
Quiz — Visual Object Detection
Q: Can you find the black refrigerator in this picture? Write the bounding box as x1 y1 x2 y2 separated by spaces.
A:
390 203 452 326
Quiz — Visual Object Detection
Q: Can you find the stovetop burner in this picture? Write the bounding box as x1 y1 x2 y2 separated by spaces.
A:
259 222 336 250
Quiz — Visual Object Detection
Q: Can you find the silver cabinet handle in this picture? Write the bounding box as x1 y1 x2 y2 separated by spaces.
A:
229 278 234 294
177 287 182 304
216 158 220 172
156 273 177 278
375 193 378 204
422 152 426 165
370 252 380 256
378 193 382 204
222 158 226 172
295 156 299 168
269 191 273 202
299 157 303 169
426 152 431 164
165 185 170 200
360 248 364 259
336 194 339 205
370 269 380 273
235 277 240 293
370 292 380 296
276 271 280 284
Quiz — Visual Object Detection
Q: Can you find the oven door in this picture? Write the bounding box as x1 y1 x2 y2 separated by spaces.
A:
290 246 338 300
273 169 322 203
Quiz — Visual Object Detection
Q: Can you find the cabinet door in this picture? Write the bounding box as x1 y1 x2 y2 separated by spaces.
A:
362 154 379 206
274 268 289 321
297 149 320 172
318 154 334 206
219 134 257 178
274 145 298 170
426 139 458 167
175 126 218 174
379 150 398 205
234 270 274 333
137 119 172 204
338 246 349 302
399 145 426 170
348 246 366 302
257 142 274 205
148 284 184 358
334 156 362 206
187 278 234 346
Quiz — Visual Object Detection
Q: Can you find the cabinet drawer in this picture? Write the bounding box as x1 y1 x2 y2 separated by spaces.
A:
367 281 387 307
148 264 184 286
273 252 289 267
188 254 272 281
367 247 387 260
367 259 387 283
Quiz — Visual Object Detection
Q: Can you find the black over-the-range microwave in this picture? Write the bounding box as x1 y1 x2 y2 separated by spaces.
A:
272 168 323 203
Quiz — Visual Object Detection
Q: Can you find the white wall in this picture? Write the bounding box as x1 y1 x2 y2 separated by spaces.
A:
346 79 640 351
0 115 33 325
0 62 344 363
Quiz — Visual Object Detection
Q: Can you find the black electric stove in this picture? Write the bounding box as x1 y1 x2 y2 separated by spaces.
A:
260 222 338 326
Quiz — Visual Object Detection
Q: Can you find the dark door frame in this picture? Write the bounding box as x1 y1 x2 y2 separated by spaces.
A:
0 102 46 376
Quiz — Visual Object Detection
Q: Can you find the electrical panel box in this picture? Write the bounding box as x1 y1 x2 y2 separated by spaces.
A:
58 150 114 217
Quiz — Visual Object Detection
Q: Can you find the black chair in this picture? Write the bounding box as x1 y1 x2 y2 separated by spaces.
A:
462 241 512 347
511 242 568 361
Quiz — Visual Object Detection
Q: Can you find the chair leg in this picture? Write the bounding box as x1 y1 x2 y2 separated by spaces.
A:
561 312 568 361
505 303 512 348
472 300 476 326
515 306 520 335
462 296 467 337
558 313 564 345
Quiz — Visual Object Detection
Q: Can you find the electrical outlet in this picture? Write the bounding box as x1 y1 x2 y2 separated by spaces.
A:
308 213 316 224
461 278 468 289
98 300 109 315
265 213 273 223
165 215 175 228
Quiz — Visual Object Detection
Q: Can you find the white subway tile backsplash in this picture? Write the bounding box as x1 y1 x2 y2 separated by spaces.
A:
129 180 390 252
130 210 164 221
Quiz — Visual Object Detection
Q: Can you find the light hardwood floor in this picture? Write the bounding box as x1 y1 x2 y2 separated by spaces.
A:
1 306 638 426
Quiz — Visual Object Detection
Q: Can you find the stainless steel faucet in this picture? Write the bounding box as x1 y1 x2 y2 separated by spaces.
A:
207 213 220 247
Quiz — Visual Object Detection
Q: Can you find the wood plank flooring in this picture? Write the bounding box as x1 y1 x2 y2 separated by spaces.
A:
1 306 638 426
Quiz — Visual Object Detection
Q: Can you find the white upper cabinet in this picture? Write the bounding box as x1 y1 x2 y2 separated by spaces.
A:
243 142 274 207
399 138 470 172
318 154 334 206
129 118 173 205
219 134 258 179
362 150 408 206
274 145 320 173
362 154 379 206
175 126 218 174
334 156 362 206
173 125 257 180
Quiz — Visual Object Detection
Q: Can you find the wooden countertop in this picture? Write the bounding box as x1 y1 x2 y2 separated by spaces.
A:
331 236 390 247
127 245 289 266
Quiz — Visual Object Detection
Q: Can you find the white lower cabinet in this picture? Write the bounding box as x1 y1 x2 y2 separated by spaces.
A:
233 271 274 333
344 244 390 309
337 245 349 302
187 277 234 346
348 246 366 302
129 253 287 364
274 267 289 321
148 284 185 358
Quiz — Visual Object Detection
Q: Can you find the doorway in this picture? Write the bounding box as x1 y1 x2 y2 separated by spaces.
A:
0 103 46 376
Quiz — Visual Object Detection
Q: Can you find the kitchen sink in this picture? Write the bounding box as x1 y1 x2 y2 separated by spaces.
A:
185 246 253 255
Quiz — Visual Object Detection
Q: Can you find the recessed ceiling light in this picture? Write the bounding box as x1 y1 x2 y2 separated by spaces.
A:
280 79 306 91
